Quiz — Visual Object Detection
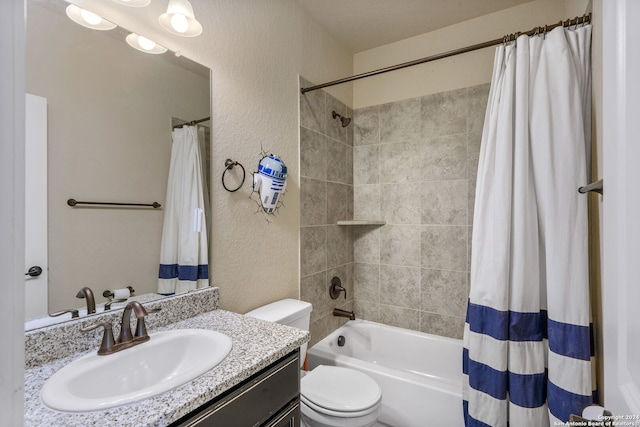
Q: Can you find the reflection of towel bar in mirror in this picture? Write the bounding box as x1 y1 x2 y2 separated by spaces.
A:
67 199 162 208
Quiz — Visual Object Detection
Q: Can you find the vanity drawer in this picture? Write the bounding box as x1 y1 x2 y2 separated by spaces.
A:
173 351 300 427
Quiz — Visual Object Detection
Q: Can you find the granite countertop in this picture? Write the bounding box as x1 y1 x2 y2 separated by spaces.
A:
24 309 309 427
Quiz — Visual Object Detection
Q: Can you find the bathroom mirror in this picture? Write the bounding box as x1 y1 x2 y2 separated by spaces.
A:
25 0 211 329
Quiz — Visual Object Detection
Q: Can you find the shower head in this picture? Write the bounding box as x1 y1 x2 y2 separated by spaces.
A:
332 110 352 127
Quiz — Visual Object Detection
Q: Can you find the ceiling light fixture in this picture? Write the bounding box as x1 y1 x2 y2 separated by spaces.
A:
159 0 203 37
125 33 168 54
65 5 116 31
110 0 151 7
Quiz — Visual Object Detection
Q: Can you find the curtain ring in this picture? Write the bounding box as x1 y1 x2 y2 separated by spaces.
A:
543 25 548 39
222 159 246 192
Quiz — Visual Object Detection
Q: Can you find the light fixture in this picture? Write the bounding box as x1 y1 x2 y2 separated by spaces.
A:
110 0 151 7
125 33 168 54
65 5 116 31
159 0 203 37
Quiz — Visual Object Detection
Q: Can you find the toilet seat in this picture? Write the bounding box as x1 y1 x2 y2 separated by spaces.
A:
301 366 382 417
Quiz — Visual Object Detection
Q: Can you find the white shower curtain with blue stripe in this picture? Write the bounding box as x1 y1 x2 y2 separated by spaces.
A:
158 125 209 294
463 24 593 426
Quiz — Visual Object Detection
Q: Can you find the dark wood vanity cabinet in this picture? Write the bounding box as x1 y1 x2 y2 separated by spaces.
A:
171 351 300 427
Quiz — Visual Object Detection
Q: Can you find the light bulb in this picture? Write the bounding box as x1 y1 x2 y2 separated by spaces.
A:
170 13 189 33
80 9 103 26
137 36 157 51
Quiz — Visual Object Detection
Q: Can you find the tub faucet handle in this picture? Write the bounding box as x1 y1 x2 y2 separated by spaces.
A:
329 276 347 299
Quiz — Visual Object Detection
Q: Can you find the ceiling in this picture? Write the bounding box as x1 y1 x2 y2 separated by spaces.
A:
296 0 534 53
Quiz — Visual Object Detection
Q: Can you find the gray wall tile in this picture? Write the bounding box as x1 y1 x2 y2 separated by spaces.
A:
421 180 468 225
300 271 329 324
419 312 465 339
421 225 467 271
300 177 326 226
354 184 380 220
354 145 379 185
421 88 468 138
380 265 421 309
354 300 381 322
380 98 420 144
327 182 348 224
420 269 468 317
354 105 380 146
327 139 348 184
379 140 421 184
381 183 421 225
354 226 380 264
354 262 380 303
379 304 419 330
327 225 350 269
380 225 421 267
300 226 327 277
468 83 491 135
300 127 327 180
421 134 467 180
335 84 486 340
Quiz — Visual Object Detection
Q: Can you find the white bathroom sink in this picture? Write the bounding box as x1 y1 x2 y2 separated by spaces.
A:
41 329 233 412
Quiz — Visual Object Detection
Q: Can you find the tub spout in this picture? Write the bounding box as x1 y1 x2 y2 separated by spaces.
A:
333 308 355 321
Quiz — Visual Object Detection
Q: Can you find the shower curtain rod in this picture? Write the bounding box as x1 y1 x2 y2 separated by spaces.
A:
300 13 591 94
173 116 211 129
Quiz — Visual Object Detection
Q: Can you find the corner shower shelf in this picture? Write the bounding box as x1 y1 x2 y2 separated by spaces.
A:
336 220 386 226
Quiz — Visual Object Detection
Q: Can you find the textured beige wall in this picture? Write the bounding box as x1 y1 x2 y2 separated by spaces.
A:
353 0 567 108
27 3 210 312
67 0 353 314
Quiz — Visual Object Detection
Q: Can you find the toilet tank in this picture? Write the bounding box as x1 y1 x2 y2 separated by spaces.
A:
245 299 312 368
245 299 312 331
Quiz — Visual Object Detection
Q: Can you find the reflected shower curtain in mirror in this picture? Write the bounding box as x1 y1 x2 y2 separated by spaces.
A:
463 24 593 426
158 125 209 294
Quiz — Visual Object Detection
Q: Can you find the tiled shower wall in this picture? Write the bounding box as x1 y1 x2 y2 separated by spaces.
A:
299 77 355 347
351 84 490 339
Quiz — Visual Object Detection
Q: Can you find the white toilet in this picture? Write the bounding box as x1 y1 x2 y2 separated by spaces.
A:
246 299 382 427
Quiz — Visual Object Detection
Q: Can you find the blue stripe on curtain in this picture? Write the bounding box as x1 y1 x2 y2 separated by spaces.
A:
548 380 593 422
548 318 591 361
463 347 547 408
466 301 548 341
467 357 508 400
509 371 547 408
462 401 493 427
159 264 209 281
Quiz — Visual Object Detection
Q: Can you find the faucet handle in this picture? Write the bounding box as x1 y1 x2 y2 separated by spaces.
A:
329 276 347 300
81 322 116 355
134 306 161 339
49 308 79 319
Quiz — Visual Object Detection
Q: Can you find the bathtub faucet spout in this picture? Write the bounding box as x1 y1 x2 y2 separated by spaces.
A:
333 308 355 320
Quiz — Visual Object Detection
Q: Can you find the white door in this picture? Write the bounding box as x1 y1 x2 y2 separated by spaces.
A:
602 0 640 420
24 93 48 319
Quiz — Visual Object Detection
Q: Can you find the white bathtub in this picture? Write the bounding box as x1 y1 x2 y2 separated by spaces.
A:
306 320 464 427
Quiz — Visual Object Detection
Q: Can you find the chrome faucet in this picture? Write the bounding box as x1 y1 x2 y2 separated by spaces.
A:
75 287 96 314
82 301 152 355
333 308 355 321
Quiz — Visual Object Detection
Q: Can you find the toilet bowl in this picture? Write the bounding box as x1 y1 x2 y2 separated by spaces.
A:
300 365 381 427
245 299 382 427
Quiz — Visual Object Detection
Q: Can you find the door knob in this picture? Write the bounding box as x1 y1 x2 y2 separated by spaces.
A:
25 266 43 277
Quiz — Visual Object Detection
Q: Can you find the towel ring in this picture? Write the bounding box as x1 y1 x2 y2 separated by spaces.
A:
222 159 246 192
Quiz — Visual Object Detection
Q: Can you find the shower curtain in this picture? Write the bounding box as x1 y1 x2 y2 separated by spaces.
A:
158 125 209 294
463 24 593 426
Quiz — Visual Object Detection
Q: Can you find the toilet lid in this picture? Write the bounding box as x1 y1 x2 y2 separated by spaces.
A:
301 366 382 413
